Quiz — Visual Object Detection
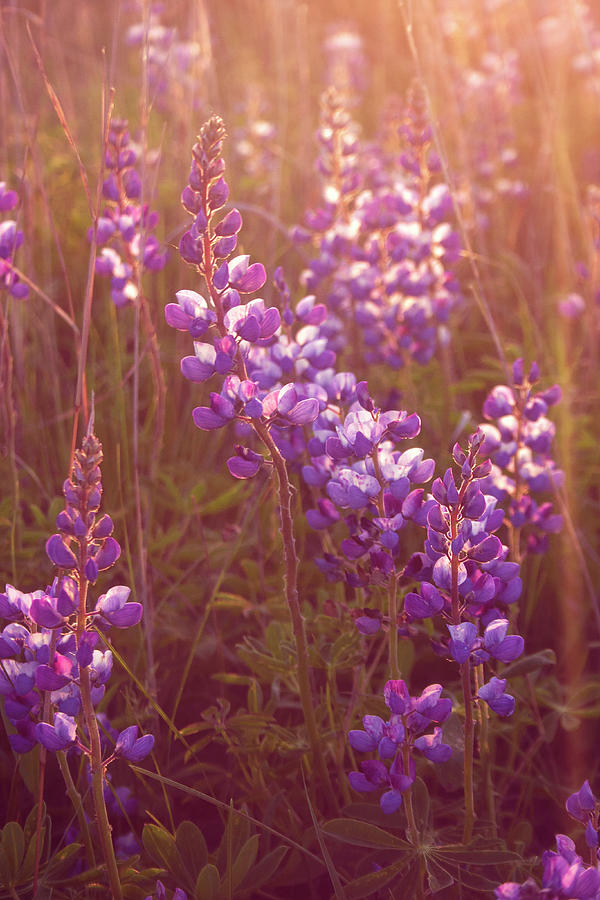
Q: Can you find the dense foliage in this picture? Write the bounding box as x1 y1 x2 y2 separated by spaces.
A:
1 1 599 897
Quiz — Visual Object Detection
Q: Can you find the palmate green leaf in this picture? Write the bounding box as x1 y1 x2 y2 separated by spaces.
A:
228 834 260 890
176 821 208 884
130 767 326 871
303 769 346 900
216 807 252 874
0 844 12 890
501 649 556 678
1 821 25 883
454 865 510 892
434 845 522 865
425 855 454 893
142 824 189 887
196 482 246 515
44 843 84 882
195 863 220 900
322 818 410 850
338 854 415 900
328 631 363 668
237 845 288 895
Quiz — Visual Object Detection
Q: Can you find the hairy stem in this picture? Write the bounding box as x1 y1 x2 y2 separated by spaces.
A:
254 422 337 812
388 575 400 679
78 572 122 898
57 750 96 867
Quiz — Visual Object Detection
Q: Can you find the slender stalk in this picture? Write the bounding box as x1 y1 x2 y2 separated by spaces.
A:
56 750 96 867
388 575 400 679
254 422 337 812
33 630 57 892
475 664 496 835
78 575 122 900
450 509 475 843
460 660 475 843
402 742 419 846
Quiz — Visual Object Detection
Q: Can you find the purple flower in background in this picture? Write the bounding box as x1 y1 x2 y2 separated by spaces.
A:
479 360 563 557
94 120 166 306
0 181 29 299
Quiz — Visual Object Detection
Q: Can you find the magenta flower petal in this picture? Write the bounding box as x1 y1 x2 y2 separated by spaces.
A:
46 535 77 569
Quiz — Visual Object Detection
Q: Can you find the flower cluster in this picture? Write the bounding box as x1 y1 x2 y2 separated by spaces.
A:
0 424 151 764
0 181 28 299
478 359 563 555
348 679 452 814
292 84 462 373
404 429 524 714
125 3 204 112
95 119 167 306
304 381 434 586
567 781 600 852
165 116 323 476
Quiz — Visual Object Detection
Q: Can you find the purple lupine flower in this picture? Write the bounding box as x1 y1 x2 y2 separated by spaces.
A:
145 881 188 900
93 119 166 306
94 586 142 629
348 679 452 813
0 182 29 299
479 360 563 557
305 382 434 586
113 725 155 762
478 676 515 717
292 84 462 374
35 712 77 751
496 833 600 899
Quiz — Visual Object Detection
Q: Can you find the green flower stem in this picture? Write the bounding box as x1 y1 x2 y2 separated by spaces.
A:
402 742 419 846
78 572 122 899
475 664 496 835
450 510 475 843
388 575 400 679
33 630 58 892
460 660 475 843
57 750 96 867
254 422 337 812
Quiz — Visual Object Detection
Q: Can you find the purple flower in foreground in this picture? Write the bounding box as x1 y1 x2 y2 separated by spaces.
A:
35 712 77 751
348 679 451 813
478 676 515 717
496 833 600 899
94 586 143 629
145 881 187 900
566 781 599 850
114 725 155 762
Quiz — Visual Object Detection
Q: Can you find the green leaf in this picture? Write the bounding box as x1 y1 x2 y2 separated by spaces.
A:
501 649 556 678
197 483 246 515
340 855 414 900
176 820 208 884
44 843 83 882
1 821 25 882
0 844 11 889
455 866 508 892
229 834 260 890
410 778 430 833
425 856 454 893
142 824 188 885
195 862 220 900
435 846 521 865
237 845 288 894
216 808 252 873
322 819 409 850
